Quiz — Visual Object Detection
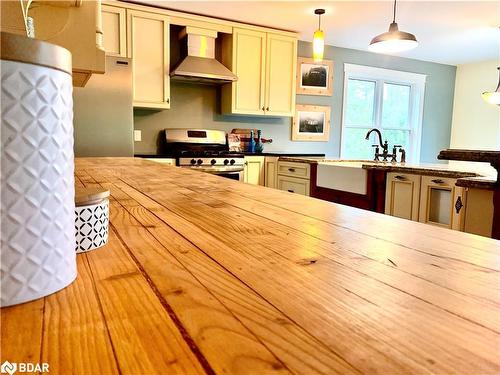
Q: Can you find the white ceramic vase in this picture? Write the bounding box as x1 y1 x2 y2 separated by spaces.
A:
1 34 77 307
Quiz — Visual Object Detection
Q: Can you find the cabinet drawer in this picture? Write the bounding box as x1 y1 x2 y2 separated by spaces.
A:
277 175 310 196
277 161 310 179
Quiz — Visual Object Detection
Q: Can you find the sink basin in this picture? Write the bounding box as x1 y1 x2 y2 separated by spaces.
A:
316 161 368 194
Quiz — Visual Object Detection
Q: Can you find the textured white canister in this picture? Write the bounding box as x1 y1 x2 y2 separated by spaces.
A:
1 33 77 307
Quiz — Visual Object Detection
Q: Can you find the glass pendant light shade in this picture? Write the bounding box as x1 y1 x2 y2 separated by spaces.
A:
368 0 418 53
482 67 500 106
313 9 325 62
313 29 324 62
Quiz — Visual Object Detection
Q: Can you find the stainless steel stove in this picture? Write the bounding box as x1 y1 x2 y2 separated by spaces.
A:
164 128 245 181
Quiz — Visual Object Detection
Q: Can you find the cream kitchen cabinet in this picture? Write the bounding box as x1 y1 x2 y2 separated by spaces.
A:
463 188 494 237
277 175 310 196
276 160 311 196
102 4 127 57
264 157 279 188
264 33 297 116
385 172 421 221
127 9 170 109
222 28 297 116
222 28 267 115
244 156 265 185
418 176 464 230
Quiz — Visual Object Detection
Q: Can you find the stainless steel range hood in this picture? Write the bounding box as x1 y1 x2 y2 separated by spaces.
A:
170 27 237 84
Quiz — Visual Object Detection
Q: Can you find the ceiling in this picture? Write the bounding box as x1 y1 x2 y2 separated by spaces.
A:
135 1 500 65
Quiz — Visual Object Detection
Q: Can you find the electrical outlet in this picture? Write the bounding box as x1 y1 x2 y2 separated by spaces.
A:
134 130 142 142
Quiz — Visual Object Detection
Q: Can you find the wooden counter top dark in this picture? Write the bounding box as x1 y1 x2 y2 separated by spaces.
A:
2 157 499 374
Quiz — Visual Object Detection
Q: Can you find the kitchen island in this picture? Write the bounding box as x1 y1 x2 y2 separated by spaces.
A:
2 157 499 374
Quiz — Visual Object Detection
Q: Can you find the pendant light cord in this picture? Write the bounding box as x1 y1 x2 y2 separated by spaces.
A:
392 0 397 23
318 13 321 30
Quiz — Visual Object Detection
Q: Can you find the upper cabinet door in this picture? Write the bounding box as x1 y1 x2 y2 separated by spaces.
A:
265 33 297 116
102 5 127 57
127 10 170 109
231 28 266 115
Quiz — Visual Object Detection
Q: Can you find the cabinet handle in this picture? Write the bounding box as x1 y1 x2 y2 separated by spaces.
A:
287 189 294 193
431 179 445 184
288 168 296 172
455 196 463 214
266 107 270 111
262 106 265 111
394 175 407 181
166 98 170 104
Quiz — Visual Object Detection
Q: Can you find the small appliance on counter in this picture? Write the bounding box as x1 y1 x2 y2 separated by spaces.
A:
163 128 245 181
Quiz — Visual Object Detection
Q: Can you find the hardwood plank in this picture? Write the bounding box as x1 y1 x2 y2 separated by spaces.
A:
149 187 500 330
114 160 498 257
67 158 500 374
109 175 500 374
41 255 119 375
114 175 500 304
81 167 359 375
1 299 44 365
85 227 207 374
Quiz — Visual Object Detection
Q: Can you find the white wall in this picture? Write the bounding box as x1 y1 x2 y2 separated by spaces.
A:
450 60 500 176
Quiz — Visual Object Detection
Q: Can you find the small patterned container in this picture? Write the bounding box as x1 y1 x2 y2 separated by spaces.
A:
75 188 110 253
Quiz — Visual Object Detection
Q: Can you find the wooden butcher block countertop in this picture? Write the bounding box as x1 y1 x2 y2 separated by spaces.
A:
2 157 500 375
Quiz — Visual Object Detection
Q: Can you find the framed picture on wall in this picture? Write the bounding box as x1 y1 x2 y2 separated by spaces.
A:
296 57 333 96
292 104 331 141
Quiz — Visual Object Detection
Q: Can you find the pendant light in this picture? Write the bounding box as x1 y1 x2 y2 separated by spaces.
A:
313 9 325 62
482 67 500 106
368 0 418 53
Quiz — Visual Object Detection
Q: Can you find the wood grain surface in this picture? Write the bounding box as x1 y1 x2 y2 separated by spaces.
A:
2 157 499 375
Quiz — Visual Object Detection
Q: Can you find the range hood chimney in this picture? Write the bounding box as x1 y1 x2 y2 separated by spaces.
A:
170 27 237 84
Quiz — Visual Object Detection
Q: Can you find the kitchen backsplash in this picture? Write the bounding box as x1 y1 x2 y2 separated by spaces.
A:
134 40 457 162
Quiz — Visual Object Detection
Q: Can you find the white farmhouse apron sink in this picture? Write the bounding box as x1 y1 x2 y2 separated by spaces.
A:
316 161 370 195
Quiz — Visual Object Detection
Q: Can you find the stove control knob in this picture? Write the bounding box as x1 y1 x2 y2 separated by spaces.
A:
211 159 216 165
197 159 203 165
223 159 229 165
230 159 235 165
190 159 196 165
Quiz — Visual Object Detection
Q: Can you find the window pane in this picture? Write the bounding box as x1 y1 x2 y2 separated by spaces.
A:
384 129 411 155
342 127 376 160
345 79 375 126
382 83 411 128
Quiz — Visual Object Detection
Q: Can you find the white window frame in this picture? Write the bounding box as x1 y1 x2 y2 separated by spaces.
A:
341 63 427 162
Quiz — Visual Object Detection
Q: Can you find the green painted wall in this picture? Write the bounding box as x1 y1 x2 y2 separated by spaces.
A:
134 41 456 162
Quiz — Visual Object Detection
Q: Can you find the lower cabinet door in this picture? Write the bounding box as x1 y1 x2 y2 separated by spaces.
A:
463 188 494 237
419 176 464 229
264 157 278 188
277 175 310 196
385 172 421 221
244 156 265 185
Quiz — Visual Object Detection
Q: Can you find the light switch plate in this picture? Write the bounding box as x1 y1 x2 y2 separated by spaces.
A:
134 130 142 142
